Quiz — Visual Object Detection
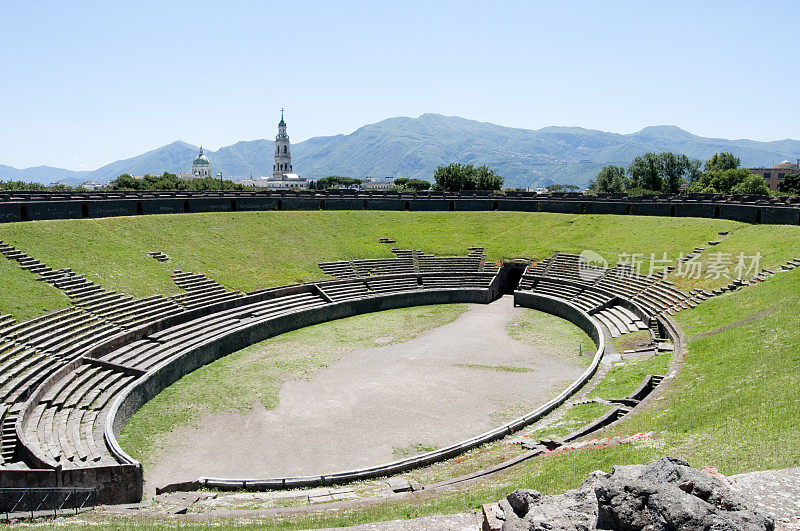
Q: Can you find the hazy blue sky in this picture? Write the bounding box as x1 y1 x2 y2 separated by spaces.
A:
1 1 797 170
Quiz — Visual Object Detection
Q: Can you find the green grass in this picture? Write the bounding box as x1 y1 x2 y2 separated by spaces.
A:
587 354 672 400
119 303 468 467
0 211 751 320
0 256 70 320
525 402 612 441
506 307 596 366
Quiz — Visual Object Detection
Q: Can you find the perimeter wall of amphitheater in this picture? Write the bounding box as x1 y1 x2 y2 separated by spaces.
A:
0 191 799 225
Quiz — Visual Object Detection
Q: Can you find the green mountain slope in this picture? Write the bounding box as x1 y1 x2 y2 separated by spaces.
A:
3 114 799 188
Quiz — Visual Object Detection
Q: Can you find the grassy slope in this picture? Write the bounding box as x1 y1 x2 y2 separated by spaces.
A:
0 257 69 320
0 211 752 321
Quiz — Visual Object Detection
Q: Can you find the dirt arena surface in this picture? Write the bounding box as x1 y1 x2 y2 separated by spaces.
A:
146 296 584 490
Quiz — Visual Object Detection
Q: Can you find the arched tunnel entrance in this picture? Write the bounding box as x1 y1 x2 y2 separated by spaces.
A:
498 260 530 294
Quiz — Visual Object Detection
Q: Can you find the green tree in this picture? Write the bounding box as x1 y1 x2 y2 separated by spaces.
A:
590 165 627 193
628 153 663 192
0 180 50 191
315 176 362 189
546 184 580 193
108 174 140 190
400 178 431 191
433 163 476 191
474 165 503 191
704 152 741 172
731 173 771 195
685 156 704 184
778 174 800 195
689 168 759 194
660 152 687 193
107 172 243 191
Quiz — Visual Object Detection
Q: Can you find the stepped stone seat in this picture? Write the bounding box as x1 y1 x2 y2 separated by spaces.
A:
128 298 327 372
102 339 158 367
20 313 100 347
110 299 180 321
103 293 325 371
593 312 622 337
88 294 166 318
320 249 496 279
365 277 419 293
30 318 117 356
317 280 370 301
67 285 105 299
605 306 644 332
173 290 244 311
1 356 62 403
421 274 493 289
572 290 613 312
0 341 35 368
357 262 415 276
595 308 632 335
0 407 20 464
119 306 184 329
318 262 358 278
75 291 131 309
0 315 16 333
532 280 583 299
0 346 41 382
172 271 229 292
0 309 74 339
175 278 221 291
28 365 137 466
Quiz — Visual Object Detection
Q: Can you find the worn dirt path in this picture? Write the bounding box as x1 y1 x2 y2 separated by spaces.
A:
147 296 583 490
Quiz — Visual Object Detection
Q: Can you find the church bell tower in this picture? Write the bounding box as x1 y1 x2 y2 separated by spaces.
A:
273 109 292 179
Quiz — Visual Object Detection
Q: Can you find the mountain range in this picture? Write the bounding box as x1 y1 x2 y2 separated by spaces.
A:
3 114 799 189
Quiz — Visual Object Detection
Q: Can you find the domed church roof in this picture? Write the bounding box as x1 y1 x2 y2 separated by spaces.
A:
193 146 210 166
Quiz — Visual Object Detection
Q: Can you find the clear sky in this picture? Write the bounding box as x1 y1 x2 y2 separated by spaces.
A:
1 1 797 171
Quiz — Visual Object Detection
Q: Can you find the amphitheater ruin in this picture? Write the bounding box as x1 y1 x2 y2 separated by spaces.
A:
0 194 797 520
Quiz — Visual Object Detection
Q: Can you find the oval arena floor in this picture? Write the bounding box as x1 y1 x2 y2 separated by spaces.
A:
144 296 585 490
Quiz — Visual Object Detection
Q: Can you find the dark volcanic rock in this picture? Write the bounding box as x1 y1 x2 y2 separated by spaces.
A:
498 457 774 531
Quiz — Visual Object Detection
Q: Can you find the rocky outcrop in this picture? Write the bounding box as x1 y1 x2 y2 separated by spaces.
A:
494 457 774 531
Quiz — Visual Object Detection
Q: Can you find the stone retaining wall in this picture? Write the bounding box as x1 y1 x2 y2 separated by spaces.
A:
0 192 798 225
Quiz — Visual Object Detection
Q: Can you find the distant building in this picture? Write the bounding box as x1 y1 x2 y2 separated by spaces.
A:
80 181 104 190
361 177 394 190
750 159 799 191
260 109 308 190
179 146 212 179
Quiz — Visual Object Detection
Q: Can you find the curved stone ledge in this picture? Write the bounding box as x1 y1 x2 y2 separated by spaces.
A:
0 191 797 225
154 291 605 492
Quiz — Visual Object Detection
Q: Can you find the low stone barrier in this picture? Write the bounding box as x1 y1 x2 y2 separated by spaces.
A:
152 290 604 493
0 191 798 225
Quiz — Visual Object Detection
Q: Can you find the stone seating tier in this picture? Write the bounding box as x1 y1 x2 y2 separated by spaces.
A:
102 292 326 371
518 252 700 318
319 249 495 279
26 365 136 467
